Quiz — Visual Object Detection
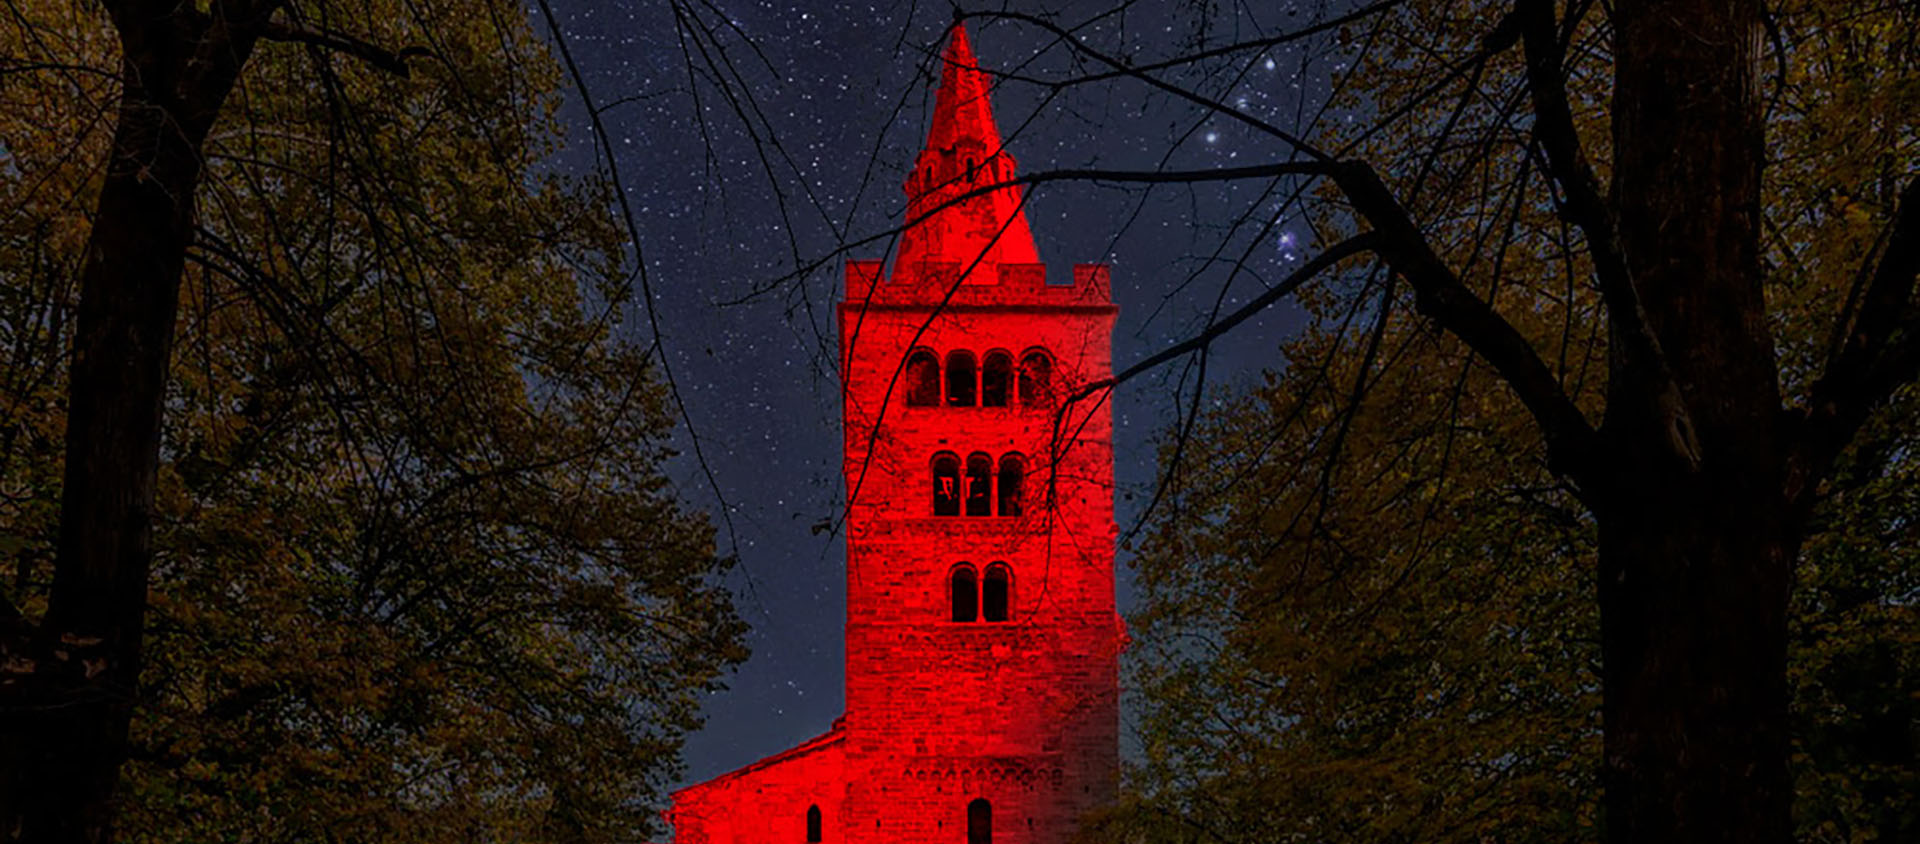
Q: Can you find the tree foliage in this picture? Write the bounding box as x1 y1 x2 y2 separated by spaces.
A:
1106 305 1916 843
1054 0 1918 840
0 1 745 840
1111 308 1602 843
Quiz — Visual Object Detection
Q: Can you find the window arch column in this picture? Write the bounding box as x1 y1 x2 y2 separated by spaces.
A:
965 452 992 516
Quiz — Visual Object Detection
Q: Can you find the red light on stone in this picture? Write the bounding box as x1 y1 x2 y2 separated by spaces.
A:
668 22 1121 844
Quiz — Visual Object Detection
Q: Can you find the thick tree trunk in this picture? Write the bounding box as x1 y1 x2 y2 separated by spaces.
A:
1 80 201 844
0 11 257 839
1603 0 1792 841
1596 490 1795 844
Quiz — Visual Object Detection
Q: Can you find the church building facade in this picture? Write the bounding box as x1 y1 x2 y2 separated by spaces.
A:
666 23 1123 844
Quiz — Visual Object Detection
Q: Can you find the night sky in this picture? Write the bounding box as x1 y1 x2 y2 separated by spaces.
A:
535 0 1346 788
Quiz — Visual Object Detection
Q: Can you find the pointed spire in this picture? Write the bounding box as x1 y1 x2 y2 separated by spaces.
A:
893 20 1040 282
924 22 1000 159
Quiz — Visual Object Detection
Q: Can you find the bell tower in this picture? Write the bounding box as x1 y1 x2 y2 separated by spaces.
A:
666 21 1120 844
836 21 1122 843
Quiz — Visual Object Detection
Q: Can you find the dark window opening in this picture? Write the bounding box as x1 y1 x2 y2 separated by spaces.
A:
967 798 992 844
951 566 978 623
983 564 1010 622
982 351 1012 407
997 454 1024 517
933 453 961 516
906 350 940 407
946 351 977 406
965 453 992 517
1018 351 1052 406
807 805 822 842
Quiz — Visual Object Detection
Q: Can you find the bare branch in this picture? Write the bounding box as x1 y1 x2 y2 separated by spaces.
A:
530 0 742 559
981 0 1412 89
1017 162 1337 186
962 10 1334 162
1517 0 1629 312
1069 233 1383 403
0 58 117 79
1793 175 1920 505
1517 0 1699 473
259 20 429 77
1331 161 1601 484
716 161 1344 308
811 136 1598 486
809 148 1598 485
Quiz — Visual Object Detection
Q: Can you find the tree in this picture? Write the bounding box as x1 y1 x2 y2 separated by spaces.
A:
814 1 1920 841
1092 284 1914 842
1107 293 1604 843
0 1 745 841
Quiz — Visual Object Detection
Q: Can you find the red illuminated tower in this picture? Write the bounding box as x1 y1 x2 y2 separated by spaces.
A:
668 23 1121 844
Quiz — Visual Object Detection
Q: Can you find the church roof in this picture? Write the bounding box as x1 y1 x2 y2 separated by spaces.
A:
667 722 846 800
892 21 1041 277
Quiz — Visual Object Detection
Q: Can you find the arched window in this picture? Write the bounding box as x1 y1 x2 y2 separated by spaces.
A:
981 351 1012 407
982 564 1010 622
997 453 1024 517
933 453 961 516
946 350 977 407
1018 350 1052 406
951 565 978 623
905 349 940 407
806 805 822 842
965 453 992 516
967 798 992 844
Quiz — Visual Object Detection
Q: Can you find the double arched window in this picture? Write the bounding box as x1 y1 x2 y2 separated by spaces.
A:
901 347 1053 409
930 452 1024 517
950 563 1012 623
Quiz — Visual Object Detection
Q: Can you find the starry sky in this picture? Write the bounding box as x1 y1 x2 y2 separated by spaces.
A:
533 0 1351 789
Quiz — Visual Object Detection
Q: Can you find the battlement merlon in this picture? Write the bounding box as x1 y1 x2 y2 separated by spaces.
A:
841 259 1113 308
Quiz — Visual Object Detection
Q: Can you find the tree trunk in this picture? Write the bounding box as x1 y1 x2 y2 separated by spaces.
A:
1603 0 1792 841
0 11 257 839
1596 488 1795 844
